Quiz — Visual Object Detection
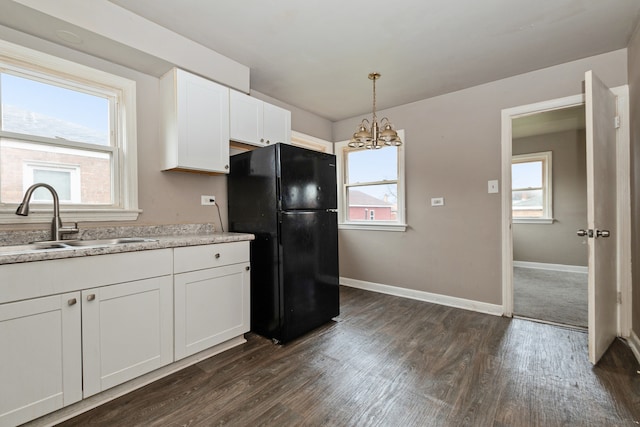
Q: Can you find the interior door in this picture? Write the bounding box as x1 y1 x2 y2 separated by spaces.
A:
585 70 618 364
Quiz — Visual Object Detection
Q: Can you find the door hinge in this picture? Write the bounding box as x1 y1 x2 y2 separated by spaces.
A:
614 116 621 129
617 291 622 304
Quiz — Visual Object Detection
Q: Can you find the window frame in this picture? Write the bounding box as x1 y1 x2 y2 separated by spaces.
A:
511 151 553 224
0 39 139 223
335 130 406 232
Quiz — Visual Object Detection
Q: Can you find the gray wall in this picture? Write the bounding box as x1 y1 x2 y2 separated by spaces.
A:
251 90 333 141
512 130 588 267
628 21 640 339
0 25 330 232
333 49 627 305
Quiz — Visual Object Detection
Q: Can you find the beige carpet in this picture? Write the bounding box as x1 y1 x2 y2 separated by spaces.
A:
513 266 588 328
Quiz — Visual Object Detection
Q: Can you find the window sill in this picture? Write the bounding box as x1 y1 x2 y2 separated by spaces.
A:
339 222 407 232
0 208 141 224
513 218 554 225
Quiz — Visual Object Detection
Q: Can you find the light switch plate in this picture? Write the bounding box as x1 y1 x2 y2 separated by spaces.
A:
431 197 444 207
488 180 499 194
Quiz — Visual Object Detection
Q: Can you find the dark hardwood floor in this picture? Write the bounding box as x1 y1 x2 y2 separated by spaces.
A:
58 286 640 426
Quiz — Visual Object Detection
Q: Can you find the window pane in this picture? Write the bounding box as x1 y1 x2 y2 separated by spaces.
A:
0 139 112 204
512 189 543 217
347 147 397 184
33 170 71 201
512 161 542 189
347 184 397 221
1 73 109 146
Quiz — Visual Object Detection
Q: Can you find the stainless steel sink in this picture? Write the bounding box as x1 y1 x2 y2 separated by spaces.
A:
0 242 70 254
63 237 159 247
0 237 158 256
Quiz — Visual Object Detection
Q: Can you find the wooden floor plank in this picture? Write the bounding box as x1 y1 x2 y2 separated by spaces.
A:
56 286 640 427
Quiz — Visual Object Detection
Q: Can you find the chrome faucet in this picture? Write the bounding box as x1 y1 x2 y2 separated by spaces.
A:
16 183 79 241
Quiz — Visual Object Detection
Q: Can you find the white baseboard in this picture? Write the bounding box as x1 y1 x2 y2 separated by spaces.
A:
514 261 588 274
627 330 640 365
340 277 503 316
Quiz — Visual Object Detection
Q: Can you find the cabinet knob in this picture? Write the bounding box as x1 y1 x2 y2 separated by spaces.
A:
215 253 221 259
225 165 229 170
260 138 264 143
87 294 96 302
245 266 250 271
266 140 270 144
68 298 77 306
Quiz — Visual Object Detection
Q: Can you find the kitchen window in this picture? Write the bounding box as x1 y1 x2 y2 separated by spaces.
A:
512 151 553 224
0 39 139 223
335 130 406 231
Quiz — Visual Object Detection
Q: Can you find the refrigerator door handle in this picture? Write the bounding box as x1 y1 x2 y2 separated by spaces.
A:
326 209 338 213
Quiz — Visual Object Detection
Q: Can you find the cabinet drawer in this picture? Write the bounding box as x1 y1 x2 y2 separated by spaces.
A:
174 241 249 273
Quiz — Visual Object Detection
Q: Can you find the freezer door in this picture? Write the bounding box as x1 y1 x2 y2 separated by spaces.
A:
278 144 337 211
279 210 339 342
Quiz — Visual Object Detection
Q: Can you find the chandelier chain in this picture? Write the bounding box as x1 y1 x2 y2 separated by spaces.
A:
372 75 377 122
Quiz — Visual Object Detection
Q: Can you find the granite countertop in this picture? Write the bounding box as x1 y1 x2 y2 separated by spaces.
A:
0 224 254 265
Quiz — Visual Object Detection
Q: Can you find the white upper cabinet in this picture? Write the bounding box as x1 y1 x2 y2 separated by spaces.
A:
160 68 230 173
230 90 291 147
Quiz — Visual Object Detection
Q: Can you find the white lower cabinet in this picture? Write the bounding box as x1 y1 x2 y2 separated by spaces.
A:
174 262 250 360
81 276 174 398
0 241 250 426
174 242 250 360
0 293 82 427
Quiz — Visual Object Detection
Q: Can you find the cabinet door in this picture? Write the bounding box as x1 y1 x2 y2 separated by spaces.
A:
263 102 291 144
230 90 264 146
174 263 250 360
0 293 81 427
82 276 173 398
175 69 230 172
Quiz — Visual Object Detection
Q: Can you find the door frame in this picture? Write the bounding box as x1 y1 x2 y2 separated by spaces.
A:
500 86 631 337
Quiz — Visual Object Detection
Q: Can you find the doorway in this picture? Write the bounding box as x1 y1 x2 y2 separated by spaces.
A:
511 105 588 328
501 83 632 364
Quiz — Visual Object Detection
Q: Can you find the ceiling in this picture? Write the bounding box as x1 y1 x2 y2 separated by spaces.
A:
2 1 640 122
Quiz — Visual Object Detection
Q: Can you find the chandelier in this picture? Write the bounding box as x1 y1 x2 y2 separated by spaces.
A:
348 72 402 149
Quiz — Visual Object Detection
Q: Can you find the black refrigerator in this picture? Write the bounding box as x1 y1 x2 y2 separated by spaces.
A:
227 143 340 343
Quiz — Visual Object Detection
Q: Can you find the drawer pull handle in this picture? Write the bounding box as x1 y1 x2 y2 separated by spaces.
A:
215 253 221 259
68 298 77 306
87 294 96 302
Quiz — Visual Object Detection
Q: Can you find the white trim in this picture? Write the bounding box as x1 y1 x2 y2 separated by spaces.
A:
338 222 407 232
512 151 553 220
627 331 640 365
500 87 631 337
513 261 588 274
290 131 333 154
611 85 632 338
513 218 554 224
0 208 142 223
341 277 503 316
335 130 406 230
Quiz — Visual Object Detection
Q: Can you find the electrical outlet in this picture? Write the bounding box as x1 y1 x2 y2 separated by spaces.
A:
431 197 444 207
201 195 216 205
